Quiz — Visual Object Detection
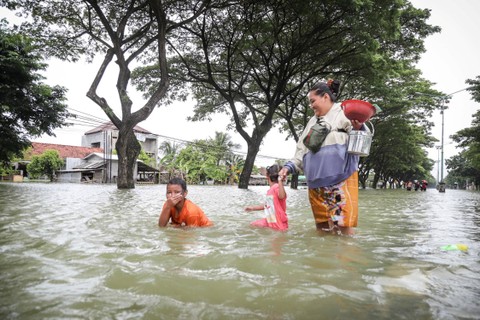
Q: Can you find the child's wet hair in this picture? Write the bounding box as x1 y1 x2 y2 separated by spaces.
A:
168 177 187 192
266 164 280 181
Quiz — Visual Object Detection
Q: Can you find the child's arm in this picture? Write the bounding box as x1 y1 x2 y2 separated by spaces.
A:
277 177 286 200
159 194 183 227
245 205 264 212
158 205 172 227
159 197 177 227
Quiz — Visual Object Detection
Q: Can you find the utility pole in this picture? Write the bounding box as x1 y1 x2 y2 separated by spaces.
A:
438 98 446 192
436 145 441 185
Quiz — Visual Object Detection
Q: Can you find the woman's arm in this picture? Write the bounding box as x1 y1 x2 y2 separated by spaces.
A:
282 115 318 175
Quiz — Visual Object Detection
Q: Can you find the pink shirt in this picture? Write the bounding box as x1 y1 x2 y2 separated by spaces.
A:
250 183 288 231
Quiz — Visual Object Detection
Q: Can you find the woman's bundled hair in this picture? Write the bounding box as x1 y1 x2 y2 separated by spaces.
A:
310 79 341 101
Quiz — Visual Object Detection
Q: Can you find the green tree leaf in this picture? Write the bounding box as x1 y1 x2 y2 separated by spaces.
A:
26 149 64 181
0 21 70 164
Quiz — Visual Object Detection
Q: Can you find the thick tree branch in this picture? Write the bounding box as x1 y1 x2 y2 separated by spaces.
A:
86 49 121 128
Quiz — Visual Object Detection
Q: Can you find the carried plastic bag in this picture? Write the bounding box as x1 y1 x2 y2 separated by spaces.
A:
263 195 277 223
303 118 331 153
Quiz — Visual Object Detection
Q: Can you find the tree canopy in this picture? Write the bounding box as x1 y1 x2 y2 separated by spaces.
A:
26 149 64 181
445 76 480 189
135 0 440 188
158 131 245 184
2 0 213 188
0 20 69 164
2 0 444 189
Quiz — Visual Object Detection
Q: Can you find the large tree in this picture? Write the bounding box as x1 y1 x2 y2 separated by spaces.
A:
445 150 479 190
3 0 212 188
156 0 439 189
466 76 480 102
275 4 441 189
446 78 480 189
344 67 443 188
0 20 69 164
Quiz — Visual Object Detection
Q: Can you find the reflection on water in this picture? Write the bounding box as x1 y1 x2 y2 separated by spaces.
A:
1 183 479 319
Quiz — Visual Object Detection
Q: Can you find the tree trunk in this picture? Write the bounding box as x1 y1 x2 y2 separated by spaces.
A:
358 164 369 189
372 175 379 189
358 172 365 189
290 172 299 189
115 127 141 189
359 178 366 189
238 142 261 189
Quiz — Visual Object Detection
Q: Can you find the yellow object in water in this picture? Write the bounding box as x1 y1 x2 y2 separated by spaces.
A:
440 244 468 251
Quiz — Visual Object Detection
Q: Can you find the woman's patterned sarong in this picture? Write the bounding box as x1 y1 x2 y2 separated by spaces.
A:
308 171 358 228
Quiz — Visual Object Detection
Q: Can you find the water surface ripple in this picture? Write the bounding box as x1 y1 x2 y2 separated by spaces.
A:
1 183 479 319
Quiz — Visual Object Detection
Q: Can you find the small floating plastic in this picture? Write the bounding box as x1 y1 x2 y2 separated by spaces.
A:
440 244 468 252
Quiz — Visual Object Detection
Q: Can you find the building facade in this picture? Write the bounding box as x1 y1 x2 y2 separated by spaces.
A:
81 122 160 163
19 142 158 184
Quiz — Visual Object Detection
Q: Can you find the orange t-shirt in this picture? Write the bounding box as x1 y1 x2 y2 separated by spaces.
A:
166 199 212 227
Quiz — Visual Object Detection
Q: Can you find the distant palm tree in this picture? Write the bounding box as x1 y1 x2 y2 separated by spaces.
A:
211 132 241 166
159 140 181 179
225 153 245 185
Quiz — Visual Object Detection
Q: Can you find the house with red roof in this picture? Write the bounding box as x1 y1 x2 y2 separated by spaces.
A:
25 142 104 169
11 121 160 183
16 142 104 182
18 142 159 183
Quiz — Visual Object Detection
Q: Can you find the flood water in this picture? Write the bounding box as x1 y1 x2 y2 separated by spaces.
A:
0 182 479 319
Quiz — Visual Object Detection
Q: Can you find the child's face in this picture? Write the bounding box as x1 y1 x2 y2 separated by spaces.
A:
166 184 186 199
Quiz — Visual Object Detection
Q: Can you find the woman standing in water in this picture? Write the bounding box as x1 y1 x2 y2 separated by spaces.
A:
279 80 365 235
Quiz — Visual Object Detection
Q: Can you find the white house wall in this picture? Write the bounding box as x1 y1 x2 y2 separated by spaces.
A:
65 158 84 171
82 132 105 148
83 131 158 164
142 138 158 155
57 171 82 183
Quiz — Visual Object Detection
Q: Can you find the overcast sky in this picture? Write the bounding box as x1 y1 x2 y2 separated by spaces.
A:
2 1 480 173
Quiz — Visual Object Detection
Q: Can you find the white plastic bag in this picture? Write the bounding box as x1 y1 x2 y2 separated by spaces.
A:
263 195 277 223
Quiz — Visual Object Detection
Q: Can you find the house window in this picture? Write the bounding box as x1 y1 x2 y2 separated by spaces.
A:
91 142 100 148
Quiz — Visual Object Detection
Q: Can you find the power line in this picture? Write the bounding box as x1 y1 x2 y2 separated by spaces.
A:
69 107 109 123
56 86 476 163
67 108 109 127
61 108 288 161
155 133 287 161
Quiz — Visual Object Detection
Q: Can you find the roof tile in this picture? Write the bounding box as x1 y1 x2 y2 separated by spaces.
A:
28 142 104 159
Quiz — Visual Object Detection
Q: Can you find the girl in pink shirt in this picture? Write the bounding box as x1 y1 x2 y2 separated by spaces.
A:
245 164 288 231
